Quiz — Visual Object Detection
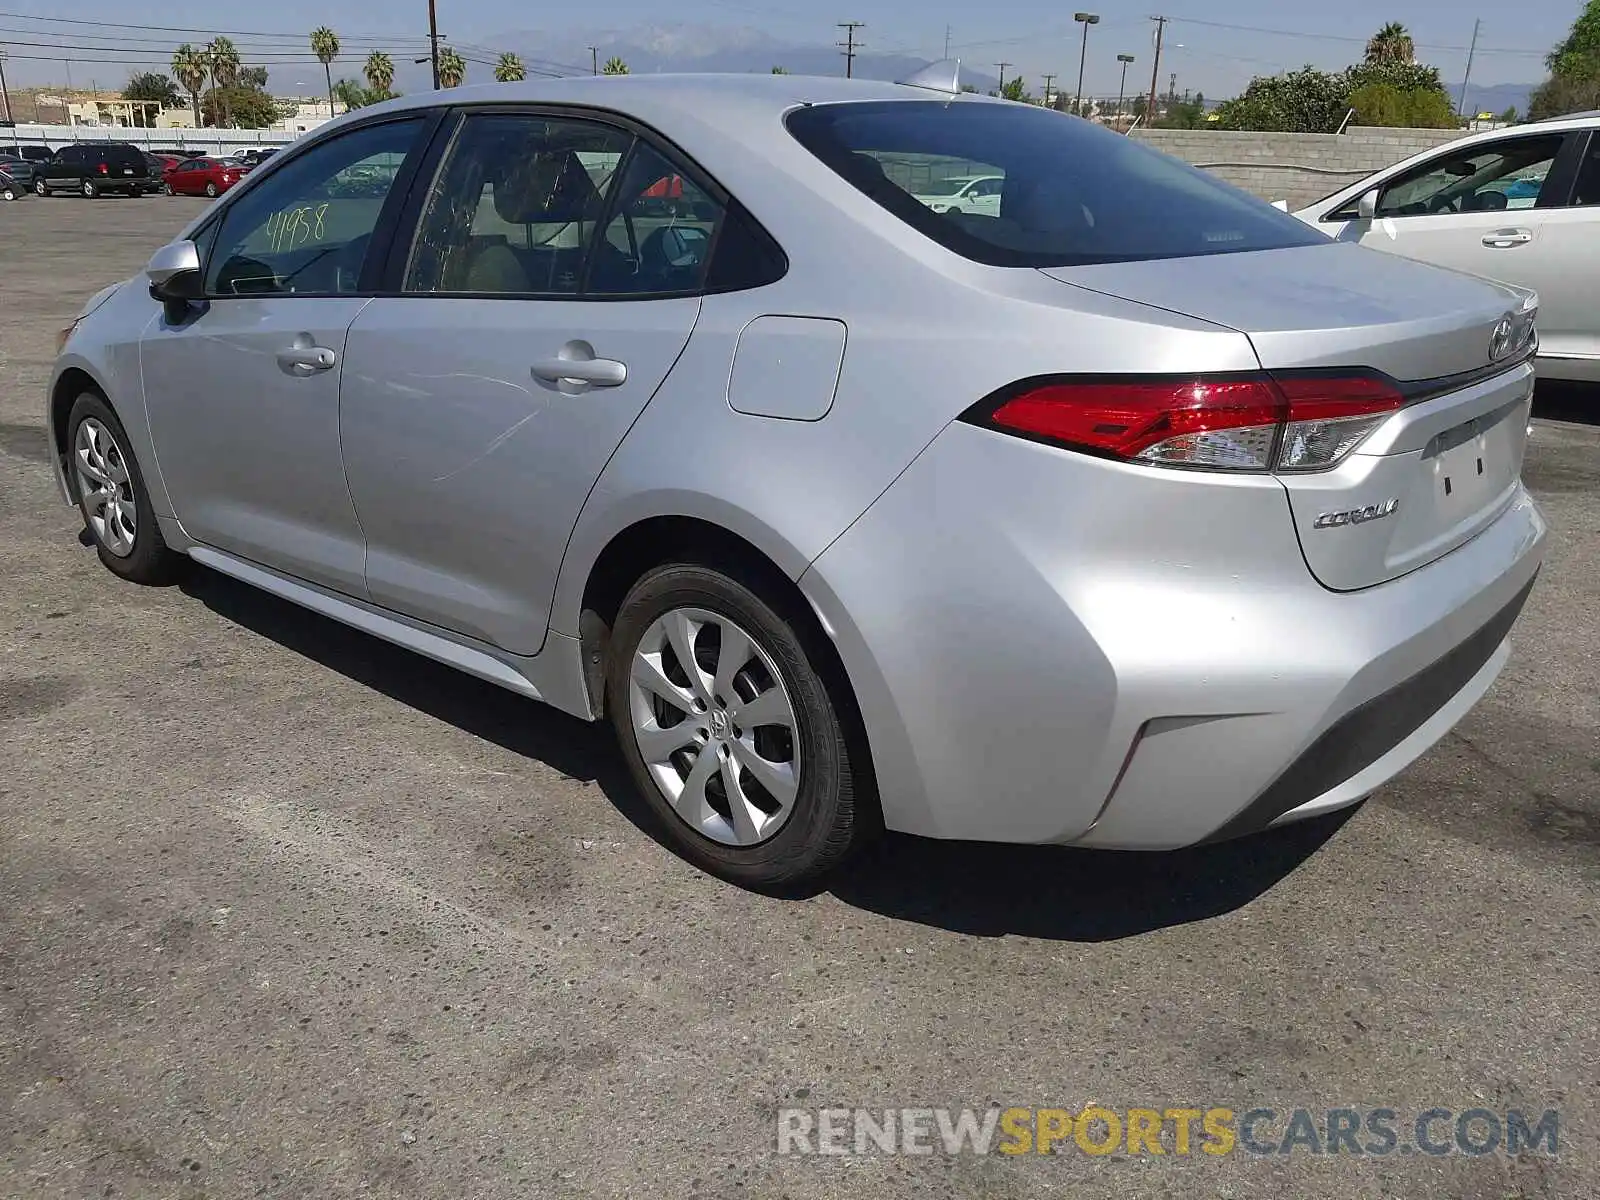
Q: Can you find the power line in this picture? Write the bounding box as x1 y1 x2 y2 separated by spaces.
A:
837 21 864 79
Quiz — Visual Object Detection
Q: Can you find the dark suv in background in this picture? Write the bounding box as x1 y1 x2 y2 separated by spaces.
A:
33 143 153 197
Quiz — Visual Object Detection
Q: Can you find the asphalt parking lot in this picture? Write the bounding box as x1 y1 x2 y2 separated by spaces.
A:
2 195 1597 1200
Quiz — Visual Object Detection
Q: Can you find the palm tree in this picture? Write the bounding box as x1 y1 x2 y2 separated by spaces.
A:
207 37 241 127
494 52 526 83
1365 22 1415 65
603 56 630 76
310 27 340 116
332 78 369 111
364 51 395 100
437 46 466 88
171 43 208 129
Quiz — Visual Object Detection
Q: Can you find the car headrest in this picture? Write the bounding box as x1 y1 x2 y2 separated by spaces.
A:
839 152 894 197
492 148 603 224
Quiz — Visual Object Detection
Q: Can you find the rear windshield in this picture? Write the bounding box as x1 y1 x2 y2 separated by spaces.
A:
102 145 148 169
785 99 1327 268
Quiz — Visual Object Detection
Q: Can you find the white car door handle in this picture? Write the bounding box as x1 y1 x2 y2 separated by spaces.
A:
277 343 337 372
1482 228 1532 248
531 352 627 388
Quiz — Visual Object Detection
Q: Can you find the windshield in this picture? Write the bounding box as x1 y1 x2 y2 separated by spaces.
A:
786 99 1327 268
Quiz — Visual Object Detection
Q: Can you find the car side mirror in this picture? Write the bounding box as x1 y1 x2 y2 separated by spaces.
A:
1356 188 1379 221
146 240 204 311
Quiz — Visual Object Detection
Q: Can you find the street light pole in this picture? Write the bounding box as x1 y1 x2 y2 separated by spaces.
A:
1073 12 1099 118
1115 53 1135 128
427 0 441 90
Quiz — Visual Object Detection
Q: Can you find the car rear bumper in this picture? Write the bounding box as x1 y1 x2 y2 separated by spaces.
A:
800 421 1546 848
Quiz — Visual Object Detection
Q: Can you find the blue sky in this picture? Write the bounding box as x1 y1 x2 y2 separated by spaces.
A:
0 0 1581 96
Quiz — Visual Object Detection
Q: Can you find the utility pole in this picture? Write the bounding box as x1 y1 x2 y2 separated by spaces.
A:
588 46 599 75
1168 71 1176 104
1457 18 1481 118
1145 15 1167 130
1116 53 1135 127
838 22 865 79
0 47 14 147
994 61 1012 92
1042 72 1056 108
427 0 441 90
944 25 952 59
1073 12 1099 118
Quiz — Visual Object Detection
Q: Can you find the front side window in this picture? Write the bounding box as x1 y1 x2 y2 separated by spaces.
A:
1374 135 1565 217
204 117 424 298
405 113 631 296
787 100 1326 268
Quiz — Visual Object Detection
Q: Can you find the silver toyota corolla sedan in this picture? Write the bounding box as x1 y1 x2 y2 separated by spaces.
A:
47 74 1546 886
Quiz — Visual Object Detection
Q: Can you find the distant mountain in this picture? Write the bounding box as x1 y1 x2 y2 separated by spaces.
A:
1446 81 1537 119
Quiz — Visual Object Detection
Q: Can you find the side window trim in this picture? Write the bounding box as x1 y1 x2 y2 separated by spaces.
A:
375 101 786 301
576 134 646 295
1539 130 1592 209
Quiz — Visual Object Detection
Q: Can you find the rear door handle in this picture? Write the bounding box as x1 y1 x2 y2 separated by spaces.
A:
1482 228 1532 248
276 335 337 374
531 341 627 389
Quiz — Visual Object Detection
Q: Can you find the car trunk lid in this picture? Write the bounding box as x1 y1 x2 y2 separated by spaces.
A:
1041 243 1537 591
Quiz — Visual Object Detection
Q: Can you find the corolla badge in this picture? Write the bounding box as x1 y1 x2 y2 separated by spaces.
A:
1489 316 1516 362
1313 498 1400 529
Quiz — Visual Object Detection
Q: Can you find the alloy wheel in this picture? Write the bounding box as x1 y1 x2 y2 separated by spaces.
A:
628 606 801 846
73 418 136 557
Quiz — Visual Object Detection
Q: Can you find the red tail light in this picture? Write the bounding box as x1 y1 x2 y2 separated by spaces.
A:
97 162 108 174
963 373 1406 473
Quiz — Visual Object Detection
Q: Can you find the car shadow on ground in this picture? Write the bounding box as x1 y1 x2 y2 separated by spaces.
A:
181 568 1354 943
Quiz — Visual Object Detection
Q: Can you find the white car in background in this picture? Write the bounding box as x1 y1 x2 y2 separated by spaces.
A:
911 173 1003 215
1295 111 1600 382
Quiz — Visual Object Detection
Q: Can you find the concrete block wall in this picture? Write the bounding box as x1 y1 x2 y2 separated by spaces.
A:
1132 128 1470 210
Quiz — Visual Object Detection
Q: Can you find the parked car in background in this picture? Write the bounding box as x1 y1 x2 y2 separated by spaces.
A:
0 152 37 187
33 143 154 197
146 152 182 176
15 145 56 163
48 77 1546 886
910 173 1004 215
1296 111 1600 382
0 164 26 201
163 157 246 198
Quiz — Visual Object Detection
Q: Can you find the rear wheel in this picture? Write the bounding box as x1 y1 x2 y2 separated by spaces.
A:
1 186 14 202
80 179 98 198
67 392 185 584
204 182 218 198
606 563 866 887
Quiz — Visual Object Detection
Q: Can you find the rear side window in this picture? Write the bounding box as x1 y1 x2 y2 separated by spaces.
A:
786 100 1326 268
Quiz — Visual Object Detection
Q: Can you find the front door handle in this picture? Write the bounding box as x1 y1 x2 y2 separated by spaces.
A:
531 340 627 390
1482 228 1532 248
277 334 337 374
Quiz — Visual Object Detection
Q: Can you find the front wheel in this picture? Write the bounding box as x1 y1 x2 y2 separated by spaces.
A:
1 187 14 202
67 392 185 584
606 563 867 887
33 178 47 196
165 182 175 196
204 182 218 198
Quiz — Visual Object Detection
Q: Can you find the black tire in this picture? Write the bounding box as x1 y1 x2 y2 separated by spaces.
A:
81 179 98 198
165 182 175 196
205 182 218 198
66 392 185 585
1 187 14 202
33 178 47 196
606 562 867 888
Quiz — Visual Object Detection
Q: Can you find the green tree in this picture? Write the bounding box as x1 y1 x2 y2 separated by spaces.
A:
311 27 340 118
1364 22 1415 65
603 56 630 76
771 65 789 74
364 51 396 99
123 72 181 125
171 44 209 129
206 37 242 127
332 78 370 111
999 76 1030 102
1529 0 1600 119
1158 93 1207 128
1499 105 1520 123
201 86 277 129
495 52 526 83
1214 65 1349 132
437 46 467 88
